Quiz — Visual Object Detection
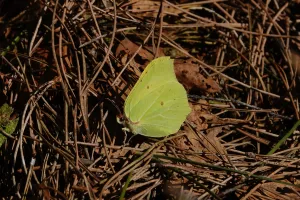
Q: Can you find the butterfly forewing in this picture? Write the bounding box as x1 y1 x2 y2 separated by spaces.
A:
125 57 175 120
124 57 191 137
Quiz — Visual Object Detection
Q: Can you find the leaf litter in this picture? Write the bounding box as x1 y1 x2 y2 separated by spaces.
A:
0 0 300 199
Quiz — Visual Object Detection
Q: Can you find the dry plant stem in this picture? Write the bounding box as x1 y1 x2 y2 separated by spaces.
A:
111 2 163 86
81 0 117 94
163 0 296 101
51 0 70 106
191 94 292 120
30 122 101 183
229 44 266 92
162 22 245 29
12 80 56 197
64 99 70 176
54 0 93 157
3 0 300 198
22 158 35 199
99 146 158 199
164 0 245 43
83 174 96 199
154 1 164 58
130 180 162 200
154 154 298 187
87 0 106 45
98 133 181 199
242 157 300 200
242 125 279 138
161 33 290 101
1 56 24 79
102 122 117 177
58 6 76 102
73 105 79 168
272 59 299 119
29 3 49 57
164 165 222 200
236 128 269 145
99 108 113 143
15 54 32 93
200 176 235 199
63 82 71 176
257 2 299 118
126 179 159 192
78 49 91 159
42 152 49 184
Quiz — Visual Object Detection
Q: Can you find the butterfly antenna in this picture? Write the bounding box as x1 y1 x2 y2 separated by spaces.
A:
105 98 123 115
127 134 136 144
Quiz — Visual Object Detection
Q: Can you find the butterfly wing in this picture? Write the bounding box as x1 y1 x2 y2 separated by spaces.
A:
124 57 191 137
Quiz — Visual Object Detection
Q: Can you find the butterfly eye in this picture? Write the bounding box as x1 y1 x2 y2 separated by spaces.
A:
116 114 125 124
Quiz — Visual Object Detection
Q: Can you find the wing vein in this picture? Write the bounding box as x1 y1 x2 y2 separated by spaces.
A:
129 80 178 119
137 86 165 121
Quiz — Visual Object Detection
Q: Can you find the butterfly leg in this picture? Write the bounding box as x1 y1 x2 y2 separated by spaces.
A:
122 128 128 145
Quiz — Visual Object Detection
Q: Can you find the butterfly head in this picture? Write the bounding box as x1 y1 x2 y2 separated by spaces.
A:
116 113 125 125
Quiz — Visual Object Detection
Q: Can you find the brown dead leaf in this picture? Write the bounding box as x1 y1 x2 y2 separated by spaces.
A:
115 38 166 79
174 59 221 93
181 103 232 162
202 127 228 161
176 102 222 161
166 186 198 200
188 103 248 131
116 38 154 61
116 38 165 62
173 129 209 164
187 102 215 132
175 128 224 162
175 129 203 152
187 110 209 132
38 183 51 200
259 182 300 200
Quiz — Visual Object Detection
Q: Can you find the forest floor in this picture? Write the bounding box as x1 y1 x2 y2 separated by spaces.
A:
0 0 300 199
